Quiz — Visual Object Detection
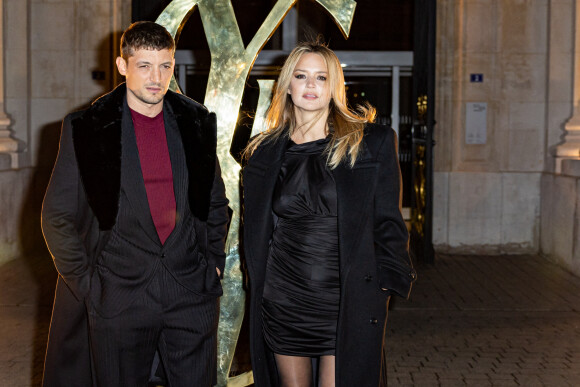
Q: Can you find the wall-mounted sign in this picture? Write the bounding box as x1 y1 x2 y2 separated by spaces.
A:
466 102 487 144
470 73 484 82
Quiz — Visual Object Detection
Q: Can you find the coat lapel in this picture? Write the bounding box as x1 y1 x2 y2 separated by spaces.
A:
163 103 188 246
332 144 378 274
72 84 125 231
120 103 160 244
165 91 217 222
243 136 289 280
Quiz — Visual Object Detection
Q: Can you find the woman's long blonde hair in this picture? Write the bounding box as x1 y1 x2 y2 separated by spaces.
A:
244 40 376 168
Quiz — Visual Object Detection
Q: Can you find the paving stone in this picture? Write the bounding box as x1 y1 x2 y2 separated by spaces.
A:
386 254 580 386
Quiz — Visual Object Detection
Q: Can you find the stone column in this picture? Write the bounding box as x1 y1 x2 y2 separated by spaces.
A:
555 0 580 172
0 0 20 168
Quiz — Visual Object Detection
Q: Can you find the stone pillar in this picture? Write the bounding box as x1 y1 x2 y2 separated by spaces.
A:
555 0 580 172
0 0 21 169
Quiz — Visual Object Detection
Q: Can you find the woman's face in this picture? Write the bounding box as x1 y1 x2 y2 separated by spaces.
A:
288 53 331 115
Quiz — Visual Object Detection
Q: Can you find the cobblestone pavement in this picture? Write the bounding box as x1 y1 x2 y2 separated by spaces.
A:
386 254 580 386
1 253 580 386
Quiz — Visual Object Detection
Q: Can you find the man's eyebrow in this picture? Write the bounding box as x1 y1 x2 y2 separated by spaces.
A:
134 60 173 66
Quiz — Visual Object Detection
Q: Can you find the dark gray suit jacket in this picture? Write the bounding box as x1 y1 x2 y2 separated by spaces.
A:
41 83 229 386
243 124 416 387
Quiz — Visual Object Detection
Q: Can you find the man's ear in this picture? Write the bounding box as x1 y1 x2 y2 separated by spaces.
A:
116 56 127 76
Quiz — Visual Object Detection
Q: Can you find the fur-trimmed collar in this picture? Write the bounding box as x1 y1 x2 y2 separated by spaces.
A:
72 83 217 230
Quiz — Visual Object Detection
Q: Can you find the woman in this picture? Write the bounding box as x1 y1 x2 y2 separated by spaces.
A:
242 41 416 387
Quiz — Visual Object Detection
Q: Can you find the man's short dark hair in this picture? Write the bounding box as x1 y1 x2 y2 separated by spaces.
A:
120 21 175 60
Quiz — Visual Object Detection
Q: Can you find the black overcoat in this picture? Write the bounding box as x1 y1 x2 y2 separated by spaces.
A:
242 124 417 386
41 83 229 386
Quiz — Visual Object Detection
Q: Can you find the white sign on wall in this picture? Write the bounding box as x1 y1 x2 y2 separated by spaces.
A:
465 102 487 144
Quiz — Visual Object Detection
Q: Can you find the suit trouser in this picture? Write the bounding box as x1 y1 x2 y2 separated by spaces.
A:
87 265 219 387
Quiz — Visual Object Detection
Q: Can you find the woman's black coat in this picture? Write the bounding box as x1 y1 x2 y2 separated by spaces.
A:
242 123 417 386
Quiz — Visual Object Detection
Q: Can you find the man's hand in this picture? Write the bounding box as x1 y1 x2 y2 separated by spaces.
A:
216 268 221 276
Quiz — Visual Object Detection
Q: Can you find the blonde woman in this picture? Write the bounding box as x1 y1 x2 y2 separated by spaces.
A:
242 41 416 387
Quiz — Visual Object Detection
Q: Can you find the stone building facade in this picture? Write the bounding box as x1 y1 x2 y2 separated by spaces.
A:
0 0 579 276
0 0 130 263
434 0 580 276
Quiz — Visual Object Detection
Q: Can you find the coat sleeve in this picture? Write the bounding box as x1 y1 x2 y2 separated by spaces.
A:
41 114 93 301
372 128 417 299
206 157 230 277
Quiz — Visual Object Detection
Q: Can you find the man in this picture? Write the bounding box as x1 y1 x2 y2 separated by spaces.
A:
41 21 229 386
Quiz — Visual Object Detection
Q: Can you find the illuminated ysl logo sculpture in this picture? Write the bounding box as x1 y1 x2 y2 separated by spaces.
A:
156 1 356 385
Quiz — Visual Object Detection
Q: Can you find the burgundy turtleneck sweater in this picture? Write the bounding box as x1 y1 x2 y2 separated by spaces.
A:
130 108 176 245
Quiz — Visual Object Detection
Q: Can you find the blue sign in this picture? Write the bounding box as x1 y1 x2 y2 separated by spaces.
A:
470 74 484 83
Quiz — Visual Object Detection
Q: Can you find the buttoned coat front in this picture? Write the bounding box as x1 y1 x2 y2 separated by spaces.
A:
242 123 416 386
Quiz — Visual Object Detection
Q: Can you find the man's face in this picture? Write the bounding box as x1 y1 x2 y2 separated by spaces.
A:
116 48 175 116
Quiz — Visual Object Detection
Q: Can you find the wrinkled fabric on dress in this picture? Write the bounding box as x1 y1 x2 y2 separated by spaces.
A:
262 137 340 356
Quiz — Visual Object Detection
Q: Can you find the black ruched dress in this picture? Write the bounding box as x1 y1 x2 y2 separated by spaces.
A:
261 137 340 357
